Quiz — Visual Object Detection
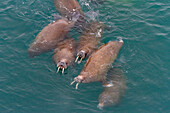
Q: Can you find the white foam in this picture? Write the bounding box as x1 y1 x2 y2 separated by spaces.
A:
103 82 114 87
119 39 123 43
117 37 124 43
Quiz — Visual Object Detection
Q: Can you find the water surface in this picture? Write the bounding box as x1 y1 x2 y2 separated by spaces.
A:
0 0 169 112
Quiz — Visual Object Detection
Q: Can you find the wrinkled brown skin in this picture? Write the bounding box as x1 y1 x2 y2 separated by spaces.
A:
53 38 76 69
98 68 126 108
53 0 83 18
74 41 124 84
28 19 74 58
76 22 105 62
53 0 86 31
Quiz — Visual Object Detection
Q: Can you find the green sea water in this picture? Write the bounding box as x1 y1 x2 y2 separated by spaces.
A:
0 0 170 112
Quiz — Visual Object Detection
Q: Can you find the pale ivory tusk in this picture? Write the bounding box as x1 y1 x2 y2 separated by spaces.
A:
78 58 83 64
62 68 64 74
75 56 79 62
57 67 60 73
76 83 79 89
70 81 75 85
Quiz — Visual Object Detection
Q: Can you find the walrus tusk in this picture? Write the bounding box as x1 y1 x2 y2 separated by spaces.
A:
70 81 75 85
78 58 83 64
76 83 79 89
75 56 79 62
57 67 60 73
62 68 65 74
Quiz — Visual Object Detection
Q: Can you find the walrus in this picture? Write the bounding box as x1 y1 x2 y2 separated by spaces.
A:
53 0 86 31
28 19 74 58
75 21 105 64
53 0 83 19
53 38 76 74
71 39 124 89
98 68 127 109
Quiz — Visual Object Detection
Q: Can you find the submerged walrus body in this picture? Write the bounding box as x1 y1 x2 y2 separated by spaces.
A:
75 22 105 64
53 38 76 74
71 40 124 89
98 68 126 109
28 19 74 58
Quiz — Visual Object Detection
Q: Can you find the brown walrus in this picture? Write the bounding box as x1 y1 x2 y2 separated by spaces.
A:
71 39 124 89
28 19 74 58
75 21 105 64
53 38 76 74
53 0 83 19
98 68 127 109
53 0 86 31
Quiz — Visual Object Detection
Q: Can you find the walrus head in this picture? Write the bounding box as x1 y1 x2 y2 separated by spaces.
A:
56 59 68 74
74 75 85 83
70 74 87 89
75 50 87 64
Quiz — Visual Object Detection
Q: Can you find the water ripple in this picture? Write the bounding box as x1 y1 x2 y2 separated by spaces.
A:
0 0 169 112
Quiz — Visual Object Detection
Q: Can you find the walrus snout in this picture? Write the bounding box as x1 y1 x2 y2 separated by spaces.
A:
75 50 87 64
77 50 86 59
56 60 68 74
74 76 84 83
70 75 85 89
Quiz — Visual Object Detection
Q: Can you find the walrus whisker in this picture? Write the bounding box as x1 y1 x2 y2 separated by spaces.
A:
62 68 65 74
75 56 79 62
78 58 83 64
70 81 75 85
76 83 79 89
57 67 60 73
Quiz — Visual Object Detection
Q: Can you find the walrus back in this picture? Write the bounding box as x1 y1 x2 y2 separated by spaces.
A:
28 19 73 58
81 40 124 83
53 0 83 17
